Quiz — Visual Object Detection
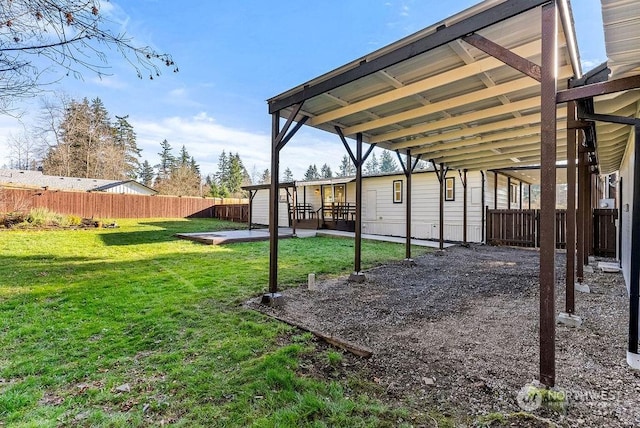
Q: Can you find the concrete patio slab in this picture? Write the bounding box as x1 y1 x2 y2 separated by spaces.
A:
176 227 455 249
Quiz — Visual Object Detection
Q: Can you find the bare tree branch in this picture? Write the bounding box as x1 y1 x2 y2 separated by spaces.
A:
0 0 177 112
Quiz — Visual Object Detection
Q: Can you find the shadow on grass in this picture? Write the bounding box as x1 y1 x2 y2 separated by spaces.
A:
100 218 248 246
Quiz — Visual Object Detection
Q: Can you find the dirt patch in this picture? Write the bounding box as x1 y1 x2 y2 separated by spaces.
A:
249 244 640 427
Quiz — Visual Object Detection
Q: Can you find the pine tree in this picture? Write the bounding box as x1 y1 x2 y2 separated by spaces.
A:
227 153 245 194
216 150 229 185
156 139 175 182
365 152 380 175
338 155 356 177
320 163 333 178
379 150 398 173
282 167 294 182
179 145 190 166
113 115 140 179
260 169 271 184
44 96 123 179
138 160 155 186
304 164 320 181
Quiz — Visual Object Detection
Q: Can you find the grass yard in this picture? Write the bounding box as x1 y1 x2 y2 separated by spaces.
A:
0 218 431 427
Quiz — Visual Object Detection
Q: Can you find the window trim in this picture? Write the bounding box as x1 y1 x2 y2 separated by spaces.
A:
393 180 403 204
445 177 455 201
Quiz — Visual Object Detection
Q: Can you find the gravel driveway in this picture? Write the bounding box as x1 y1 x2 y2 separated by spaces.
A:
251 244 640 427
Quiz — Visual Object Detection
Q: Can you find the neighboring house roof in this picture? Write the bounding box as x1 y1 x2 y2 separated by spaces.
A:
0 169 158 195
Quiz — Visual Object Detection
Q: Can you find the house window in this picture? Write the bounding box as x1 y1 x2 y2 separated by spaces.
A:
393 180 403 203
510 182 519 205
445 177 455 201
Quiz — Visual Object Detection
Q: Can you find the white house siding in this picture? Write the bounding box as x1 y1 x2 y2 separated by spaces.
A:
361 171 485 242
250 189 289 227
618 136 635 291
486 172 510 209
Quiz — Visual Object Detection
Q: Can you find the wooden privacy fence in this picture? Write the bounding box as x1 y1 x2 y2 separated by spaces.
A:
212 204 248 223
486 209 568 249
0 187 248 220
593 209 617 257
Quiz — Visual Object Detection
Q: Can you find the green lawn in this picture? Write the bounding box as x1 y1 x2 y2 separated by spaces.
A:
0 218 433 427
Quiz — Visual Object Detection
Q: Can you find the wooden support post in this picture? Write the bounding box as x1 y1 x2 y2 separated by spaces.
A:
566 101 577 314
539 0 558 387
629 124 640 359
494 171 498 209
576 146 586 281
352 133 364 279
507 176 512 209
267 112 281 296
439 163 446 250
248 190 254 230
406 150 412 259
587 171 593 257
463 169 468 244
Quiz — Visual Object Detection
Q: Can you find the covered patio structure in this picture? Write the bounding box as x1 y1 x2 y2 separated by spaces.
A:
263 0 640 387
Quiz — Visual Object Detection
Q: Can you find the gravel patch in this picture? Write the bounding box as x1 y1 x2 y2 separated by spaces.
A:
250 244 640 427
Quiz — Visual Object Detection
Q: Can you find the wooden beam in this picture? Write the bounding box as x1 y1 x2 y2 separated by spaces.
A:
258 310 373 358
462 33 541 81
565 100 577 315
539 0 558 388
556 75 640 104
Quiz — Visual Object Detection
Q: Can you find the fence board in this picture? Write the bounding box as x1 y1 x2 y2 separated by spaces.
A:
487 209 567 249
0 187 248 220
593 209 617 257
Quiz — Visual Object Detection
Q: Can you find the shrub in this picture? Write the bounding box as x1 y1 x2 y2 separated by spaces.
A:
67 215 82 226
27 207 53 226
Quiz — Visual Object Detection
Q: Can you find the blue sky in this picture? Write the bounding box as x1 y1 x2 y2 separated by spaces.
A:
0 0 606 180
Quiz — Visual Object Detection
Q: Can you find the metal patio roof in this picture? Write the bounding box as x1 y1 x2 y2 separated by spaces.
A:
268 0 582 172
593 0 640 175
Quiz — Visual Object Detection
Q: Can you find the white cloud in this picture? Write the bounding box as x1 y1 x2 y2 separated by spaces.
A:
131 113 356 180
90 76 127 89
132 112 271 176
581 58 606 72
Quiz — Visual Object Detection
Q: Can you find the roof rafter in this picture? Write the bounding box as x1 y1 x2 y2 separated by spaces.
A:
309 40 544 126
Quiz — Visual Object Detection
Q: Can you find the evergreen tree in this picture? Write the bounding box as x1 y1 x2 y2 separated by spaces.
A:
113 115 140 179
338 155 356 177
320 163 333 178
379 150 398 173
189 156 200 175
260 169 271 184
138 160 155 186
365 152 380 175
43 96 123 179
282 167 294 182
179 145 190 166
156 139 175 182
226 153 246 194
216 150 229 186
304 164 320 181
